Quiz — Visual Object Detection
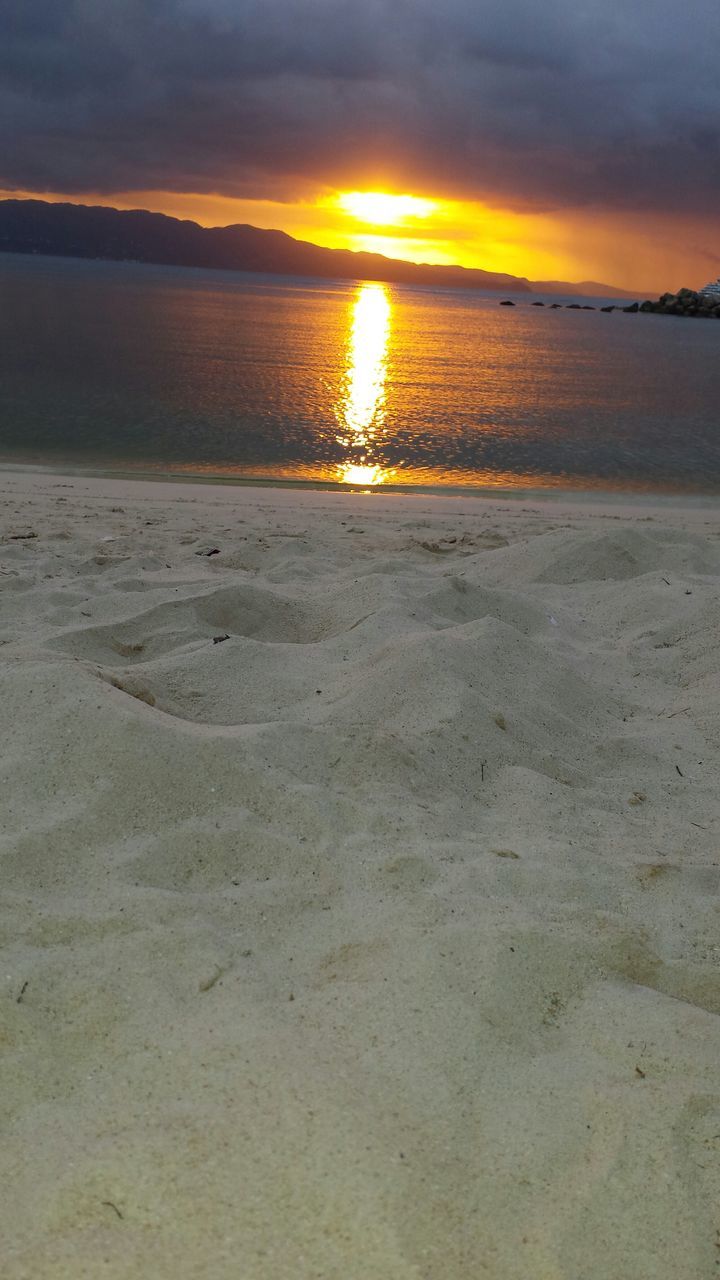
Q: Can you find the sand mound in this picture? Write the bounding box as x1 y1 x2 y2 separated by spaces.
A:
487 523 720 585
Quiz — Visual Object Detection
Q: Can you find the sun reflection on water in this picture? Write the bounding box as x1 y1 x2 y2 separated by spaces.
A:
336 283 391 485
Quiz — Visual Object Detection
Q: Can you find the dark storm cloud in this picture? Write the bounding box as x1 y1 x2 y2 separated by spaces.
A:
1 0 719 212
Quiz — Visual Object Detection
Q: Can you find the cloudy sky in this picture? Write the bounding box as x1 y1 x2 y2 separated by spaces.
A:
1 0 719 288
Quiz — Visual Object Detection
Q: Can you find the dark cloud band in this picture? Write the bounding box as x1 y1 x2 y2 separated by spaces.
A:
1 0 718 212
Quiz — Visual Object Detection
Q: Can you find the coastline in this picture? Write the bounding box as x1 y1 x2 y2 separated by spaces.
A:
3 460 720 518
2 467 719 1277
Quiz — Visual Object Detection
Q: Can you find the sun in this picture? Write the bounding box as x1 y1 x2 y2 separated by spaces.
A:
337 191 437 226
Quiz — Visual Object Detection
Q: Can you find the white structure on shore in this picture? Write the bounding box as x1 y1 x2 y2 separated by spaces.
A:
699 277 720 299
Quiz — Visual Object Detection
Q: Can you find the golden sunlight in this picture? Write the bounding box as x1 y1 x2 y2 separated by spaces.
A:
341 463 386 486
336 283 391 486
337 191 436 226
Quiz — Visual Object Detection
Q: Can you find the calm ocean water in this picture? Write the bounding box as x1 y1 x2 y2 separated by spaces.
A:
1 252 719 493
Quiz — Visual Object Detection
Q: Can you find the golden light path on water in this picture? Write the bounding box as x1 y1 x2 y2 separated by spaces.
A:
336 283 391 486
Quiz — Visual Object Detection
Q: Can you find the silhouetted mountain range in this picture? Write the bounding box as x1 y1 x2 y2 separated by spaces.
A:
0 199 632 298
532 278 636 298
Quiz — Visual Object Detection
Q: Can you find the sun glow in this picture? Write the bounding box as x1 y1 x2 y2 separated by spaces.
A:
336 283 392 486
337 191 437 226
341 463 386 486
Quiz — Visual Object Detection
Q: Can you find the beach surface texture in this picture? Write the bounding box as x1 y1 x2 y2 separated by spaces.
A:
1 469 719 1279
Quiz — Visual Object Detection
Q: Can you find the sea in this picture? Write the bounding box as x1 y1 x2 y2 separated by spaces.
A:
1 252 719 495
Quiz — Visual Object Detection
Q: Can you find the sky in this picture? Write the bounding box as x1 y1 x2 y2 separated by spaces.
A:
1 0 719 291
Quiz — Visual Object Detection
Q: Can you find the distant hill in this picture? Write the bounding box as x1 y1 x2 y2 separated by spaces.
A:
0 199 632 298
0 199 532 293
532 278 639 299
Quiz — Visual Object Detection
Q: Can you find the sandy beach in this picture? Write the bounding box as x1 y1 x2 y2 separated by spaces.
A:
1 467 719 1279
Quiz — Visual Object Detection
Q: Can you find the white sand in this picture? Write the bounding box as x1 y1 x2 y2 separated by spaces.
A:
1 468 719 1279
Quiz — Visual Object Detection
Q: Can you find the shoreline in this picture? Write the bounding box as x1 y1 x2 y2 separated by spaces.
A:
2 461 719 522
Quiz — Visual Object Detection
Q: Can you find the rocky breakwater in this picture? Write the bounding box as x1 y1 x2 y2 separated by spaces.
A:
638 287 720 318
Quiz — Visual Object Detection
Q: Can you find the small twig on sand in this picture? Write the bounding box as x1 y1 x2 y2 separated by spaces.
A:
481 760 487 783
199 966 223 992
675 764 684 777
16 981 28 1004
101 1201 124 1220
